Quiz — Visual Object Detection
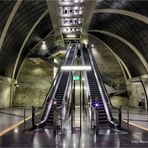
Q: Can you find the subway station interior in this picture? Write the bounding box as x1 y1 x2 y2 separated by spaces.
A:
0 0 148 147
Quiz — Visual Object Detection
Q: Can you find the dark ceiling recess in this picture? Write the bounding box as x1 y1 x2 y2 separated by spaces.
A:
0 1 15 36
15 13 53 79
92 0 148 77
89 32 146 77
0 0 148 79
0 0 49 78
90 13 148 63
96 0 148 17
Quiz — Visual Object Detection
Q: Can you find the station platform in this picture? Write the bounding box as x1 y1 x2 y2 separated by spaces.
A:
0 107 148 147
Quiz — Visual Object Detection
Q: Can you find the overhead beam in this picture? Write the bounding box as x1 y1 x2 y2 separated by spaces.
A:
11 10 49 81
46 0 61 37
94 9 148 25
10 10 51 107
0 0 22 50
82 0 97 37
16 31 54 80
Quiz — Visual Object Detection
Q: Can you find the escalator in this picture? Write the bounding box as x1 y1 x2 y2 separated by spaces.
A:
35 45 76 128
82 46 120 128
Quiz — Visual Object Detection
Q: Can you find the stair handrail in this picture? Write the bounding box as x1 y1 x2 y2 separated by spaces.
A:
33 44 72 128
87 47 121 128
37 43 72 108
60 44 78 122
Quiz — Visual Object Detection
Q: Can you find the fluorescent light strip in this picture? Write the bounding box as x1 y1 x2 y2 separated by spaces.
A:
66 34 76 38
61 66 91 71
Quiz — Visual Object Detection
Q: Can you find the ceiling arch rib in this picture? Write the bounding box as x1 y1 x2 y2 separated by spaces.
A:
12 9 49 81
96 0 148 17
88 33 132 80
0 1 49 77
0 0 22 50
16 30 54 80
89 30 148 73
94 9 148 25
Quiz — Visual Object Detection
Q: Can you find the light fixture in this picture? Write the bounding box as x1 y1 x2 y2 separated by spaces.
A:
41 41 47 51
91 44 94 47
132 82 141 85
61 65 91 71
66 34 76 38
74 0 79 3
15 83 20 87
83 39 88 45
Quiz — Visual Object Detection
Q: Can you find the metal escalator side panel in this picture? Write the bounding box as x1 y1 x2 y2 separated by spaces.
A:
36 45 76 128
82 46 117 127
86 48 112 117
36 45 76 127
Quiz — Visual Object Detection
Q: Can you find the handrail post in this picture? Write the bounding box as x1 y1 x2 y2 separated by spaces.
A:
71 109 73 132
127 107 129 130
23 108 26 132
96 109 98 135
119 106 122 128
53 108 57 135
61 108 62 130
91 108 92 130
32 106 35 128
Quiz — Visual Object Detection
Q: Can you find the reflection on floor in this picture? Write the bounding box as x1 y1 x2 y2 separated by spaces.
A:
0 107 148 147
0 108 32 135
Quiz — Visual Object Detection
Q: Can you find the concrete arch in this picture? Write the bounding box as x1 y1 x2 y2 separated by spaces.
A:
0 0 22 50
10 10 50 106
16 32 54 80
89 33 132 80
89 30 148 73
11 10 49 81
94 9 148 25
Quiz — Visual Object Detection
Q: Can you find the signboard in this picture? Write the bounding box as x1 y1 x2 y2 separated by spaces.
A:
73 75 80 81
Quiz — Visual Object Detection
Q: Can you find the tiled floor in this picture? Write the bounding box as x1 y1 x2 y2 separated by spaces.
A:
0 107 32 132
120 108 148 129
0 107 148 147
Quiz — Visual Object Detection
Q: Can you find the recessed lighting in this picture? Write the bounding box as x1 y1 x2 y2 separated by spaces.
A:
61 66 91 71
66 34 76 38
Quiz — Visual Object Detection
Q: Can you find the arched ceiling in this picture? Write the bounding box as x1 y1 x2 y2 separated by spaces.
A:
0 0 148 80
0 0 52 78
89 0 148 78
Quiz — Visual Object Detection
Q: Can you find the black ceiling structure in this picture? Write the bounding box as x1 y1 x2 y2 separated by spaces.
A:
89 0 148 77
0 0 147 79
0 0 52 78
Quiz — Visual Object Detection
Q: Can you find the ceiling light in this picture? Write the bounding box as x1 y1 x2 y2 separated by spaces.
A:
42 41 45 44
61 66 91 71
66 34 76 38
74 0 79 3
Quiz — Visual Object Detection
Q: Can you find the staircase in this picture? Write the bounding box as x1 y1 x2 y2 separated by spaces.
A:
47 72 69 126
83 48 108 125
36 46 76 128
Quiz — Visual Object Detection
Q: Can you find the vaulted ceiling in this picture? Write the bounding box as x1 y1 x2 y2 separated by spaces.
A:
0 0 147 79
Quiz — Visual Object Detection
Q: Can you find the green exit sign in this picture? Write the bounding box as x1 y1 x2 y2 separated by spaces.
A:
73 75 80 81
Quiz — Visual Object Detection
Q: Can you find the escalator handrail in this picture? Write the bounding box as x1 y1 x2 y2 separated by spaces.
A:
88 47 120 127
42 43 72 106
35 44 72 128
60 44 78 122
88 48 121 111
42 68 60 106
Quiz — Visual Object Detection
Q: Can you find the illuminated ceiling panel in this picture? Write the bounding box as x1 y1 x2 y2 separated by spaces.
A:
58 0 85 39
